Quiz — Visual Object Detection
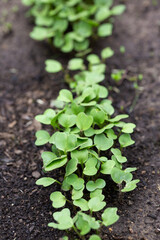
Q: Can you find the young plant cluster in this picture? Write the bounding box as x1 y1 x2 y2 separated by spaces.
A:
35 49 139 239
23 0 139 238
22 0 125 53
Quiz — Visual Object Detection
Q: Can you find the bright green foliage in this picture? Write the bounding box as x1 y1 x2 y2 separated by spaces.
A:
48 208 73 230
50 191 66 208
34 54 139 238
23 0 140 238
45 60 63 73
36 177 56 187
102 208 119 226
22 0 126 53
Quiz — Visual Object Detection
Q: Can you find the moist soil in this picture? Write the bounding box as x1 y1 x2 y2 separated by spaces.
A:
0 0 160 240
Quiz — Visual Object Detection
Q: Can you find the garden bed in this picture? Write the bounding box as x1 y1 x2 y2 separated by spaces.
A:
0 0 160 239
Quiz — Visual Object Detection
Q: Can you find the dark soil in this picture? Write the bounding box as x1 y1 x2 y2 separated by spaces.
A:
0 0 160 240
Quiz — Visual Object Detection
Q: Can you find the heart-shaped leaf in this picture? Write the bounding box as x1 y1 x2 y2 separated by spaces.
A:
119 133 135 147
66 174 84 190
90 109 106 125
58 89 73 103
86 179 106 192
50 132 77 152
35 130 50 146
71 149 88 164
122 123 136 133
111 168 132 184
76 112 93 131
48 208 73 230
45 60 62 73
68 58 84 70
50 191 66 208
111 148 127 163
102 208 119 227
105 129 117 139
58 114 76 128
88 197 106 212
83 157 98 176
35 109 55 125
73 198 89 211
90 189 105 201
94 134 113 151
36 177 56 187
101 160 115 174
72 187 84 200
121 179 140 192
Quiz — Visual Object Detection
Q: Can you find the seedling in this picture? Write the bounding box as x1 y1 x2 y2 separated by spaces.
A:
35 67 139 239
22 0 126 53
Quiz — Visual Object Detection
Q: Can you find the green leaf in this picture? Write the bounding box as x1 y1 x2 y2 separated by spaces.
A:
35 130 50 146
30 27 54 40
65 158 78 176
121 179 140 192
88 197 106 212
101 47 114 59
87 54 100 64
111 168 132 184
109 114 128 122
76 112 93 131
89 235 102 240
41 151 66 169
111 148 127 163
105 129 117 140
58 89 73 103
86 179 106 192
119 134 135 147
95 7 111 22
73 198 89 211
74 39 89 52
94 134 113 151
102 208 119 227
58 114 76 128
98 23 113 37
73 21 92 38
50 132 77 152
83 157 98 176
68 58 84 70
50 191 66 208
122 123 136 133
45 60 62 73
90 63 106 74
98 99 115 115
35 109 55 125
93 85 108 99
36 177 56 187
66 174 84 190
75 214 90 235
111 5 126 15
71 149 88 164
90 189 105 201
72 187 84 200
48 208 73 230
45 157 67 172
90 109 106 125
101 160 115 174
